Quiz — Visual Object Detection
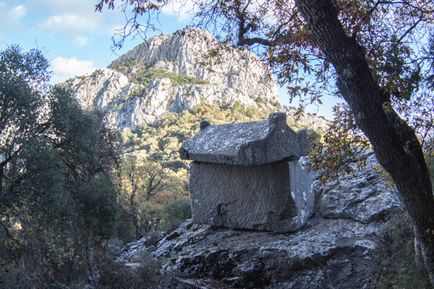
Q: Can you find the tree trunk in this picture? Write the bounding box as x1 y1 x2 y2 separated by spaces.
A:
0 165 4 197
129 189 140 239
129 171 141 239
85 241 98 289
295 0 434 285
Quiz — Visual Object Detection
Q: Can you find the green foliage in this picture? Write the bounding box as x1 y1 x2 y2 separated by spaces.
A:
134 69 210 86
111 59 144 75
0 46 120 287
308 104 370 183
112 59 209 87
160 198 191 231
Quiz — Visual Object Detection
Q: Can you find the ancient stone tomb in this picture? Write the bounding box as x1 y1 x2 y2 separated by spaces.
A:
180 112 315 233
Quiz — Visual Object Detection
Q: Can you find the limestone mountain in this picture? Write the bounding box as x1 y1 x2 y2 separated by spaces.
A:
66 28 280 129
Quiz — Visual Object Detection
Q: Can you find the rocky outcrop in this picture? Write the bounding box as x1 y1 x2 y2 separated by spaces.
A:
155 219 385 289
67 29 280 129
317 162 402 224
117 156 407 289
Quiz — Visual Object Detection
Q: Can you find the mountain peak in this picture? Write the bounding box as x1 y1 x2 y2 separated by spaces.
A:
67 28 280 129
108 28 219 70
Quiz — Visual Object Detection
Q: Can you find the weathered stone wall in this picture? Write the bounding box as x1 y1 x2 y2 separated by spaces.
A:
189 160 314 232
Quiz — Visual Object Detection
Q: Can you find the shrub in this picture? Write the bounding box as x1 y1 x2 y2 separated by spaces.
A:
133 69 209 86
372 215 432 289
97 250 160 289
161 198 192 231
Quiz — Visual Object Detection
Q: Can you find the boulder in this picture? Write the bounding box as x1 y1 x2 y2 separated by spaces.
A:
154 218 387 289
317 159 402 224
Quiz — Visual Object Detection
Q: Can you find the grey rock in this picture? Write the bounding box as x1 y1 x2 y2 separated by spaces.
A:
116 157 407 289
318 156 403 223
189 161 296 231
183 113 314 233
116 232 165 268
65 29 330 133
180 112 310 166
153 217 388 289
288 158 316 230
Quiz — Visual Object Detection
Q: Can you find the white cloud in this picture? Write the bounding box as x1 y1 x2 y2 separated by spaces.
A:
40 13 99 34
10 5 27 19
36 2 130 48
51 57 95 83
74 36 88 47
0 2 27 28
161 0 196 22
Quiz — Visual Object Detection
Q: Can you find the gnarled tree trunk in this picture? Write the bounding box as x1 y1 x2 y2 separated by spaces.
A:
295 0 434 285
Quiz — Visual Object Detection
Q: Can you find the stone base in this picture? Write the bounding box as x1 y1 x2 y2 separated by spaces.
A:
189 160 314 233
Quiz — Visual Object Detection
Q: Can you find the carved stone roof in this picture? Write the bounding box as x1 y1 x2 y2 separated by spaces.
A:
180 112 310 166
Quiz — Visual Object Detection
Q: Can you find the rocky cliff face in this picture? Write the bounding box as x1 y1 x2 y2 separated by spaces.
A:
116 156 415 289
67 29 280 129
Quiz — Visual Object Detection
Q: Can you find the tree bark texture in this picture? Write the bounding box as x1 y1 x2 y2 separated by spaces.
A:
295 0 434 285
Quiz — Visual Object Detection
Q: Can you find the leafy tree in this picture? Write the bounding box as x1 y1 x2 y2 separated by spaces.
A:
308 103 371 182
96 0 434 284
0 46 120 287
119 154 164 238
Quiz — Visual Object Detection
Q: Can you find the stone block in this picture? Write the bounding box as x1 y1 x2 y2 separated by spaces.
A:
189 159 314 232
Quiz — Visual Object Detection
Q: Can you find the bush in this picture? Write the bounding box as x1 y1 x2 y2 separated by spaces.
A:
372 215 432 289
161 198 192 231
97 250 160 289
0 257 86 289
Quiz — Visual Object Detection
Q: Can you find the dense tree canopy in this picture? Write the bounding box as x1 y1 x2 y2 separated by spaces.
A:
0 46 120 288
96 0 434 285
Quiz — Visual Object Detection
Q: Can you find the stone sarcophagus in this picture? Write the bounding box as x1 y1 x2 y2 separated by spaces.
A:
180 112 315 233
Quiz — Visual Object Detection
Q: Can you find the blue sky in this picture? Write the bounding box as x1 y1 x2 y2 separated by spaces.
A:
0 0 187 81
0 0 339 118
